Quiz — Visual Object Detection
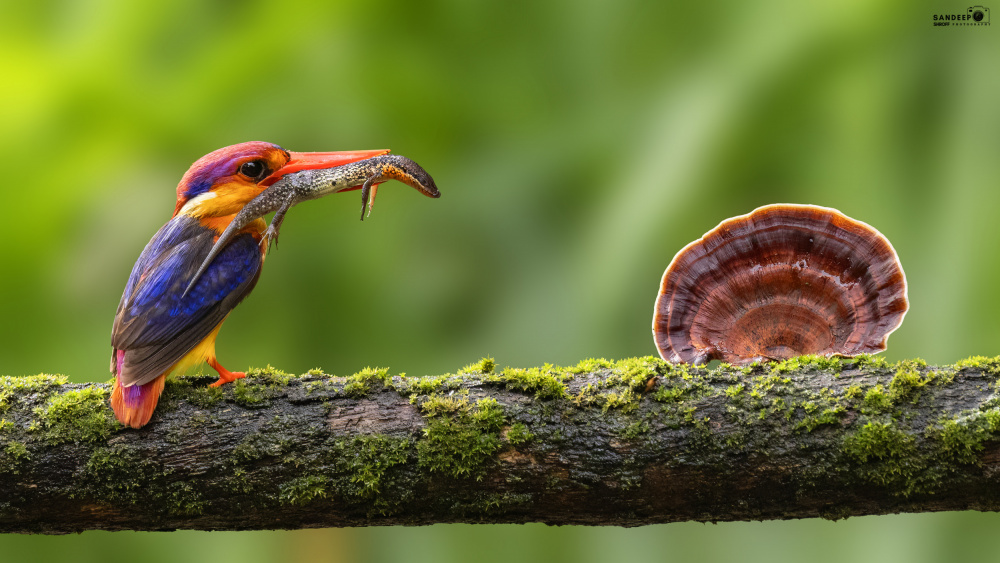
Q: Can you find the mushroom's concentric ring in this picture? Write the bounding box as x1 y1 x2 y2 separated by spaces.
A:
652 204 908 365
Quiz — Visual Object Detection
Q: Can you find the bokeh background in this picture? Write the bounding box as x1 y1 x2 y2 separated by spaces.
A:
2 0 999 561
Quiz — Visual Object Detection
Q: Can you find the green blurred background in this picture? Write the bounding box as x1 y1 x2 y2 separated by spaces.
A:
2 0 999 560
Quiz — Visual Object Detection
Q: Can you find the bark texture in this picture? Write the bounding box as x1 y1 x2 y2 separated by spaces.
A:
2 355 1000 534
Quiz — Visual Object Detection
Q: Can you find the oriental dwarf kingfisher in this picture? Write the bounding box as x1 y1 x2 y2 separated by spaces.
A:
110 141 391 428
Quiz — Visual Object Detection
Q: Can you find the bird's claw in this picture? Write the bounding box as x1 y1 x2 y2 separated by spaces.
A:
208 370 246 388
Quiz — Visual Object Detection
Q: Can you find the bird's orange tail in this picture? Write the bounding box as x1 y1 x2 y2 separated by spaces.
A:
111 373 166 429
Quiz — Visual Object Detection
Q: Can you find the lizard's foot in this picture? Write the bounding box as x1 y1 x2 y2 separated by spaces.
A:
260 224 280 251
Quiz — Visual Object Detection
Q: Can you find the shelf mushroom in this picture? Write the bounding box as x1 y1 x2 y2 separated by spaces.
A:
652 204 908 365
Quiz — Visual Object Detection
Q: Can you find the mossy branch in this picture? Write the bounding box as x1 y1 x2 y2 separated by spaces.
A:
3 355 1000 533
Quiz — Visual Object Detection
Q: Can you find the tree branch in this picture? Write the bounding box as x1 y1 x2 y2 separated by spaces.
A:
3 355 1000 533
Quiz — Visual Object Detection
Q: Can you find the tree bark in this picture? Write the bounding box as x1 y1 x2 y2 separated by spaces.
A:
2 355 1000 534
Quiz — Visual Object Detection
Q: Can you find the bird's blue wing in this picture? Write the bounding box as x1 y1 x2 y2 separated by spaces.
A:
112 215 262 386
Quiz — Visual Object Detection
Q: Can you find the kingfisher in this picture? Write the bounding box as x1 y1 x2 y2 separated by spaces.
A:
110 141 439 428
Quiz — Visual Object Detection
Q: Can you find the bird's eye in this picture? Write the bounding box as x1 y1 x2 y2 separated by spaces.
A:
239 160 267 180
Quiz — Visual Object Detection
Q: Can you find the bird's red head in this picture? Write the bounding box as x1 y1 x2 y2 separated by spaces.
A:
173 141 389 217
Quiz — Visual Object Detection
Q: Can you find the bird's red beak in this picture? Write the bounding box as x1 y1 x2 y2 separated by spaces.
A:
263 149 390 186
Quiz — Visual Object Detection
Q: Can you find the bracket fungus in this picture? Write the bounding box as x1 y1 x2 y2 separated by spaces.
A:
652 204 908 365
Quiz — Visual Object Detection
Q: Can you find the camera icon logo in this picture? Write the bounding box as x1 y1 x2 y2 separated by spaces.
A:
969 5 990 22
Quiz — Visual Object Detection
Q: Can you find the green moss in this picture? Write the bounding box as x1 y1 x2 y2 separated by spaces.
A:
843 385 863 399
850 354 892 370
753 396 791 421
342 382 368 397
862 385 892 414
273 434 415 511
771 355 843 374
486 365 568 399
230 380 270 407
652 376 711 404
729 371 796 422
652 385 689 403
186 385 224 407
424 356 662 407
930 369 956 386
843 359 942 414
451 492 533 516
652 386 682 403
506 423 534 446
661 362 693 380
843 421 914 463
887 359 931 403
307 368 326 376
229 413 414 512
600 390 639 413
81 446 153 504
5 441 28 459
419 393 470 417
819 505 855 521
573 383 600 405
33 387 118 444
280 475 330 506
565 358 614 374
229 416 301 468
932 409 1000 465
725 384 745 400
604 356 665 389
574 382 642 413
843 421 923 495
335 435 411 499
231 425 293 464
245 365 294 385
471 398 504 428
163 482 206 516
749 374 791 397
680 406 711 430
227 468 253 494
417 396 505 479
795 406 845 432
342 367 392 398
461 357 496 374
619 420 650 440
209 366 300 407
954 355 1000 376
0 374 68 413
0 441 29 474
304 380 334 395
392 374 459 397
81 445 204 515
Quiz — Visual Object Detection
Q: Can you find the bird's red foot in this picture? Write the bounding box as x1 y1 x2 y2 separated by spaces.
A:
207 357 246 388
